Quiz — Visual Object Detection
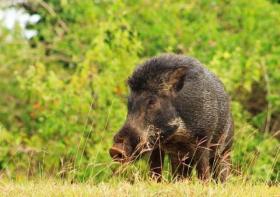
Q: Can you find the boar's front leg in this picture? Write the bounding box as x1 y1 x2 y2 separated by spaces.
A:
149 147 165 182
210 151 231 182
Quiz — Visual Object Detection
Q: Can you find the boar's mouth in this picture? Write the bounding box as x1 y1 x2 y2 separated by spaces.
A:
109 121 182 163
146 124 180 145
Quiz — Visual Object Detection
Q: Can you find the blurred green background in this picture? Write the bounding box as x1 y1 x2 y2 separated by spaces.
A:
0 0 279 183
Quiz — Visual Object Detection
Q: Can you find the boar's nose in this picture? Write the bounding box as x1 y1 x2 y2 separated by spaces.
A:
109 143 128 162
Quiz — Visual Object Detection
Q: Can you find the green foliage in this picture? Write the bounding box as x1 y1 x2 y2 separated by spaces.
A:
232 112 280 183
0 0 279 183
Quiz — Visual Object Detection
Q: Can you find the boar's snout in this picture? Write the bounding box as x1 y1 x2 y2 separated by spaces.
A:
109 143 128 162
109 125 142 163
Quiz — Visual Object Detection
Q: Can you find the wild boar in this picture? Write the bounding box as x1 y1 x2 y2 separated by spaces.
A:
109 54 234 182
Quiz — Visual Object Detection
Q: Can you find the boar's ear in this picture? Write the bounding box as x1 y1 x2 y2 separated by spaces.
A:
162 66 187 94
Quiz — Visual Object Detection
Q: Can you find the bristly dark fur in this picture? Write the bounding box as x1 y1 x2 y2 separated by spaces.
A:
127 54 200 92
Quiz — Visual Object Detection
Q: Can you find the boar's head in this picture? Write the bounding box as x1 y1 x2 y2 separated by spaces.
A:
109 55 189 163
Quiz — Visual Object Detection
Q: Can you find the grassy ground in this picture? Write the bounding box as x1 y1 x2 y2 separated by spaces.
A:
0 179 279 197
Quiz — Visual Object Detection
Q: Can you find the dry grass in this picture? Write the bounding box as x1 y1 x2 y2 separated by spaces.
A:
0 179 279 197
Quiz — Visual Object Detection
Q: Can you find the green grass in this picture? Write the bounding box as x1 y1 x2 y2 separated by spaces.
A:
0 179 279 197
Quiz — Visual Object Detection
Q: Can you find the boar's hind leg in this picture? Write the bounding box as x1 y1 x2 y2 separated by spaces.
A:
195 150 211 181
149 148 165 182
169 154 193 181
210 151 231 182
193 140 211 181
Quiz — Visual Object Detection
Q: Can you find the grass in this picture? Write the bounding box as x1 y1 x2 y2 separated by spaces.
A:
0 178 279 197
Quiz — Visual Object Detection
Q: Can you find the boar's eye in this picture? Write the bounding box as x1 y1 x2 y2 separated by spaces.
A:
147 97 157 109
